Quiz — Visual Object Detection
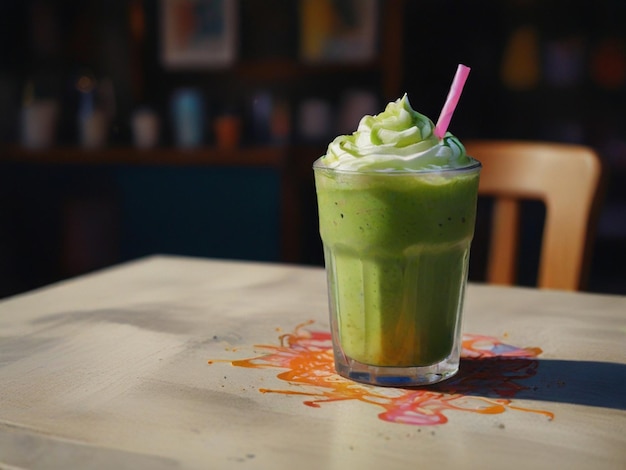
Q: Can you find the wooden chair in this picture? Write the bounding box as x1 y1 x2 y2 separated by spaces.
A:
464 140 603 291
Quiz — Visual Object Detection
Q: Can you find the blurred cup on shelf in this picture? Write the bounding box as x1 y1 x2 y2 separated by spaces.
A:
20 99 58 149
171 88 205 148
131 108 160 149
337 90 378 135
214 114 242 150
78 109 108 149
298 98 332 142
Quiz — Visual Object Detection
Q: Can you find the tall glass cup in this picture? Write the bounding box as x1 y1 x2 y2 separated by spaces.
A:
314 159 481 386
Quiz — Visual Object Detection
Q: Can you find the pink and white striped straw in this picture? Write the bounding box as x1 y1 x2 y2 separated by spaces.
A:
433 64 471 139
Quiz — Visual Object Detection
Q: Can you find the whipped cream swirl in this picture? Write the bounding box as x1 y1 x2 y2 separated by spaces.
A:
320 94 472 171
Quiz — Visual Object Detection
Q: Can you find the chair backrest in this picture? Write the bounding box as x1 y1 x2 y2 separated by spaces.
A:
464 140 603 291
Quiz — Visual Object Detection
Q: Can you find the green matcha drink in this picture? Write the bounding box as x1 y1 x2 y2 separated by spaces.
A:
314 94 480 386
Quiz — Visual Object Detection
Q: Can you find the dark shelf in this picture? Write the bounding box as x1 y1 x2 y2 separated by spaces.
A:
1 145 288 168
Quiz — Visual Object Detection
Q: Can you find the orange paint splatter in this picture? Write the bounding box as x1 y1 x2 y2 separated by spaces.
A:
213 321 554 426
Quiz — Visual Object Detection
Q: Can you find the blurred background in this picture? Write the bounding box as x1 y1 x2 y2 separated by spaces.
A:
0 0 625 298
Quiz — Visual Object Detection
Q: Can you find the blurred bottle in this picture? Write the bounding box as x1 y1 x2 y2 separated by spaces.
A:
170 88 205 148
76 73 114 149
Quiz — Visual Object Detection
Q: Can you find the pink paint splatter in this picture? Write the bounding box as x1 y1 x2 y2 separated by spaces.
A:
212 321 553 426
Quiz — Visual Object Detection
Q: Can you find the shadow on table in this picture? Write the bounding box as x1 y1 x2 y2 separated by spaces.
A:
428 357 626 411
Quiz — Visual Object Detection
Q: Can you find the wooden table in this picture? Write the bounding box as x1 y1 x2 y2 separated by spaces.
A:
1 256 625 469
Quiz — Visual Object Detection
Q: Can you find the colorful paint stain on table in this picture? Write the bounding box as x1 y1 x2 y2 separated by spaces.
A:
210 321 554 426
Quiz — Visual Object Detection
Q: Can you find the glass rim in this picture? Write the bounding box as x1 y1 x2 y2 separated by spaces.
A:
313 156 482 175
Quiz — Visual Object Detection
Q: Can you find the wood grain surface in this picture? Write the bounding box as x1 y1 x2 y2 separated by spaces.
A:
1 256 624 469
